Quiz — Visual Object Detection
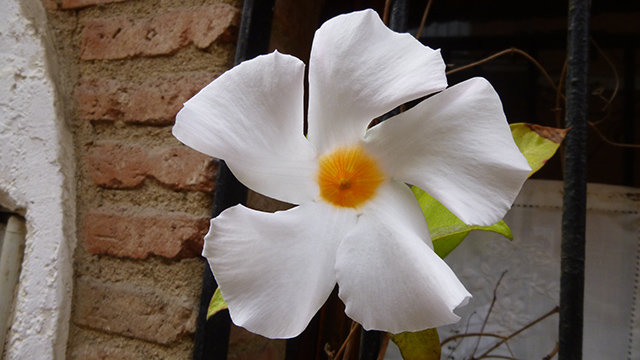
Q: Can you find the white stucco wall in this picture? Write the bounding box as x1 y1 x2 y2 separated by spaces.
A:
0 0 75 358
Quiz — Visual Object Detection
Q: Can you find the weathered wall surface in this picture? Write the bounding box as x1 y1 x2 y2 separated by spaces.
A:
0 0 322 356
0 0 75 357
38 0 283 358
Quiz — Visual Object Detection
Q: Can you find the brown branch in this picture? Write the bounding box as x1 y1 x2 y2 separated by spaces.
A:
471 271 508 357
334 322 361 360
504 341 517 359
476 306 560 360
448 47 639 150
590 37 619 110
446 311 481 358
446 48 559 95
542 342 559 360
416 0 435 39
441 332 509 347
589 121 640 148
555 60 567 130
376 333 390 360
382 0 392 25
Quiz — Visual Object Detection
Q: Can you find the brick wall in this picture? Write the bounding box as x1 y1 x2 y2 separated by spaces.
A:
41 0 284 358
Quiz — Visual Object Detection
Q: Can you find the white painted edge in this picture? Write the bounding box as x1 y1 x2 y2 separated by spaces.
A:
0 0 76 358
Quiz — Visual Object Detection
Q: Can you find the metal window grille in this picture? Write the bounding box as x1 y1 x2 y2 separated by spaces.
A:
194 0 596 359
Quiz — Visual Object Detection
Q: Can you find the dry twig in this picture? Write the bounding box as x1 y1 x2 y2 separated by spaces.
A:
376 333 390 360
416 0 435 39
334 322 361 360
475 306 560 359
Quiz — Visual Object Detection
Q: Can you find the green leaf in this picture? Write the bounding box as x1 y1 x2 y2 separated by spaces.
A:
389 328 441 360
206 287 228 320
410 123 566 257
412 187 512 258
510 122 568 177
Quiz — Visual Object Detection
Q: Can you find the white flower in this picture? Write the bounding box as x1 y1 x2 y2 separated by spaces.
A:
173 9 531 339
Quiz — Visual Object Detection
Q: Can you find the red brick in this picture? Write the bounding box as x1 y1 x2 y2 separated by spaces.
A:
74 277 197 344
85 141 150 189
86 141 216 192
149 146 217 192
84 207 209 259
41 0 59 9
75 73 216 125
80 4 239 60
151 147 216 191
61 0 125 9
71 345 137 360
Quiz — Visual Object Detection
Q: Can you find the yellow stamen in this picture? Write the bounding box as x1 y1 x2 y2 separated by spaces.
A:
317 145 386 208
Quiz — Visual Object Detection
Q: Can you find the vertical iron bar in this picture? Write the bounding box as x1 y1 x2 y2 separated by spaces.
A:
560 0 589 359
623 47 635 186
233 0 277 65
358 331 381 360
359 1 408 359
387 0 408 33
192 1 276 359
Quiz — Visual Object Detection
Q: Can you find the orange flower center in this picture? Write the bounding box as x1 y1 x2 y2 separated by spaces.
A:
317 145 386 208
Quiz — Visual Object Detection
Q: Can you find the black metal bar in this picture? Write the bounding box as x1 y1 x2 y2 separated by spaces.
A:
358 331 381 360
192 162 248 360
560 0 589 359
622 47 635 186
388 0 408 33
233 0 277 65
192 1 276 359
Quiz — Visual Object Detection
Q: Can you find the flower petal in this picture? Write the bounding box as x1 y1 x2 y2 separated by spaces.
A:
173 52 318 204
364 77 531 226
307 9 447 154
336 181 471 333
204 202 357 339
